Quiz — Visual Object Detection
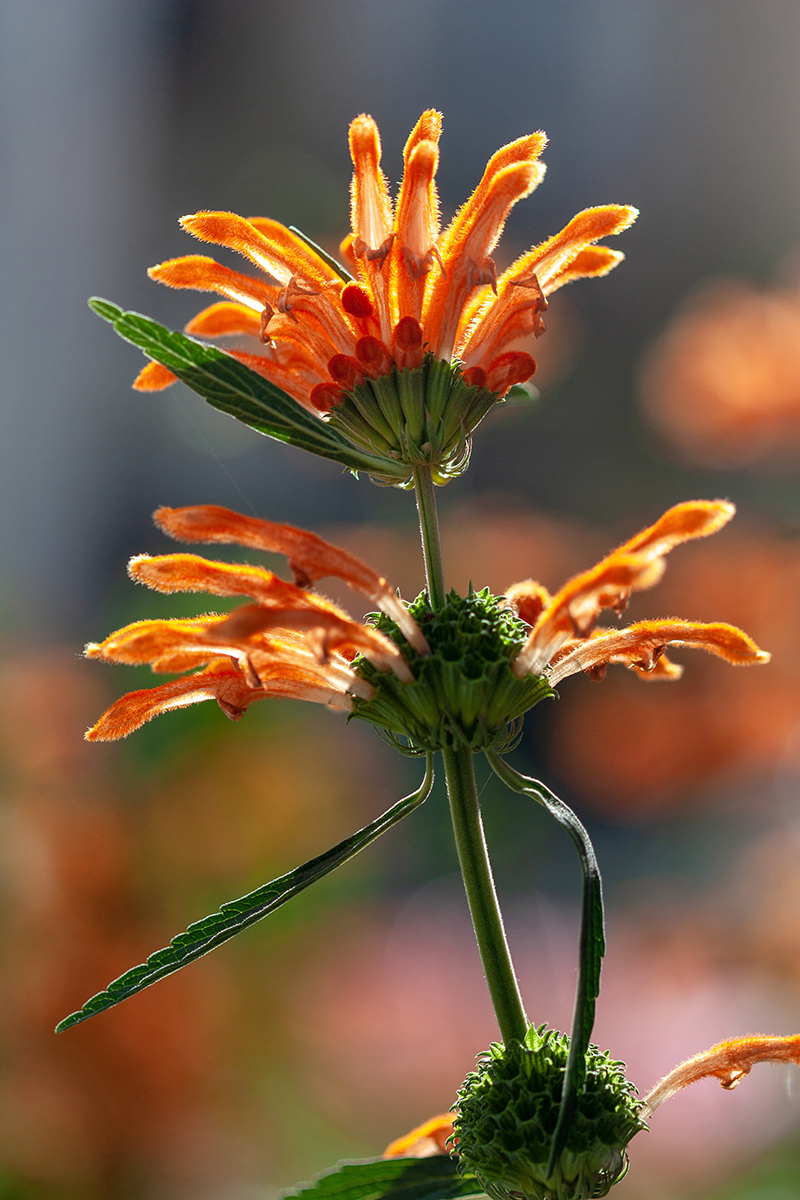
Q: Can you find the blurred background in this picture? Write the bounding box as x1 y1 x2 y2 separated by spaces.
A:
3 1 800 1197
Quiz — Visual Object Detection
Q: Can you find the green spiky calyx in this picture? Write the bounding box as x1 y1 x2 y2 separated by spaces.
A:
351 589 554 753
454 1026 646 1200
327 355 501 484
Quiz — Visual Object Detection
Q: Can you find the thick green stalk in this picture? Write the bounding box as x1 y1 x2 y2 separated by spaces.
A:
442 745 529 1045
412 466 527 1044
413 465 446 611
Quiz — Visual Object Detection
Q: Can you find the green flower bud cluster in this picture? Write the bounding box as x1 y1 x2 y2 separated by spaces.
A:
351 588 553 752
454 1025 647 1200
327 356 502 484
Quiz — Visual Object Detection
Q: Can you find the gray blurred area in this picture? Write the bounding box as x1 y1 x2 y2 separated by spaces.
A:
2 0 800 634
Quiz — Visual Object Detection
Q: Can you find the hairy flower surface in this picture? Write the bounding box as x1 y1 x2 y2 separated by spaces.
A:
85 506 426 741
641 1033 800 1118
86 500 769 745
505 500 769 684
133 111 636 482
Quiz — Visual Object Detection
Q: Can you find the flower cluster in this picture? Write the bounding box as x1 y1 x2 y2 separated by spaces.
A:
86 499 767 744
133 111 636 482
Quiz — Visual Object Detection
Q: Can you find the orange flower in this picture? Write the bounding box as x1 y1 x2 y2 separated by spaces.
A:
133 111 636 479
506 500 769 683
85 506 426 742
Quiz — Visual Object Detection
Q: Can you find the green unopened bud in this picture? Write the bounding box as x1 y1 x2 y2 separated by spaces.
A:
328 355 502 484
351 589 553 753
454 1026 647 1200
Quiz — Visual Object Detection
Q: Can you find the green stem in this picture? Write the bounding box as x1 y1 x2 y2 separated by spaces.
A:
412 463 526 1044
442 744 529 1045
413 465 446 610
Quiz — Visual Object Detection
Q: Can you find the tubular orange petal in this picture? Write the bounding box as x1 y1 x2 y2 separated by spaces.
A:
133 362 179 391
348 114 394 341
384 1114 455 1158
85 664 354 742
148 255 272 310
547 619 770 686
349 114 394 262
459 206 636 364
509 205 638 293
184 301 263 338
128 553 348 616
213 604 414 682
180 212 343 291
402 109 444 160
394 139 441 321
641 1035 800 1119
503 581 552 629
152 505 429 654
513 555 666 677
545 245 625 294
619 498 735 556
437 131 547 259
426 160 545 360
513 500 737 676
87 615 234 667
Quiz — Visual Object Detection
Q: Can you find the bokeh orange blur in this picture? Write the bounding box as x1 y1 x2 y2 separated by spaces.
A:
641 276 800 466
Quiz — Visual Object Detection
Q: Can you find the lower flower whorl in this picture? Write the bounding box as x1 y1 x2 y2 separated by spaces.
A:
454 1026 646 1200
351 588 553 752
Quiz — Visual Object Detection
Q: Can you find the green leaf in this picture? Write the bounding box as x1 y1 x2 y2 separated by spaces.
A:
57 757 434 1032
286 1156 484 1200
89 298 407 480
485 751 605 1177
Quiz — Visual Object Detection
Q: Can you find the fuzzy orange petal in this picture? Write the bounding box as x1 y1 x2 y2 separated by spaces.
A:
88 614 239 672
393 138 441 322
214 604 413 682
513 500 737 677
619 498 735 557
128 553 348 615
547 619 770 685
152 506 428 654
545 245 626 294
133 362 179 391
180 212 343 290
513 555 665 677
437 132 548 259
458 206 636 365
425 160 545 360
349 114 394 259
85 663 354 742
642 1034 800 1119
148 255 273 310
384 1114 455 1158
184 301 264 338
504 581 553 628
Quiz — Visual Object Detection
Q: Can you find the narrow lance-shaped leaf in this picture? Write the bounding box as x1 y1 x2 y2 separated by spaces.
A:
57 757 434 1032
89 299 408 480
289 225 355 284
485 750 605 1178
285 1155 484 1200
